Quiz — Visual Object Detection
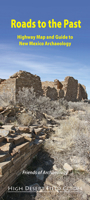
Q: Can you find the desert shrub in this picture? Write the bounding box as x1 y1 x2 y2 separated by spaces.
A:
17 113 34 126
5 116 16 123
68 101 86 111
58 115 88 136
16 87 68 119
17 87 37 109
36 97 68 118
0 88 15 107
44 115 90 156
78 108 90 123
59 98 68 110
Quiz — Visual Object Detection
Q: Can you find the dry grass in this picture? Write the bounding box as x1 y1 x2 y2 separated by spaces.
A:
44 114 90 154
68 101 88 111
57 115 89 136
17 113 34 126
78 105 90 122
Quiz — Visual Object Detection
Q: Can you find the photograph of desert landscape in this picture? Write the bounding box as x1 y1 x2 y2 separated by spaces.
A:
0 70 90 200
0 0 90 200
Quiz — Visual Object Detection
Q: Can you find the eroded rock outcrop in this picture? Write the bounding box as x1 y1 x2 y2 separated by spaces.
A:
0 79 5 84
58 89 64 98
42 76 88 101
0 71 43 105
42 79 63 100
0 116 51 197
0 71 88 103
42 86 58 100
54 79 63 90
77 83 87 101
62 76 78 101
42 81 54 88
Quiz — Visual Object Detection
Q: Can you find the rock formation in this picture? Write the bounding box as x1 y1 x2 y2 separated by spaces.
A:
42 79 63 100
54 79 63 90
0 71 88 104
77 83 87 100
0 79 5 84
42 86 58 100
42 76 87 101
58 89 64 98
62 76 78 101
0 71 43 105
0 122 49 197
42 81 54 88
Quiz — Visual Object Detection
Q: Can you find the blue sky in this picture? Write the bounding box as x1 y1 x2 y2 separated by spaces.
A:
0 0 90 98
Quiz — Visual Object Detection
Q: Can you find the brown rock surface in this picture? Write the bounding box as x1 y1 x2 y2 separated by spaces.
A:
2 125 15 130
21 133 33 142
77 83 87 100
42 81 54 88
58 89 64 98
0 79 5 84
63 163 73 173
54 79 63 89
18 126 29 133
62 76 78 101
0 143 11 153
5 136 14 143
0 107 4 112
0 70 43 105
34 128 43 135
13 135 24 145
0 137 4 143
0 160 12 175
42 86 58 100
11 142 30 155
0 154 9 162
42 80 63 99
